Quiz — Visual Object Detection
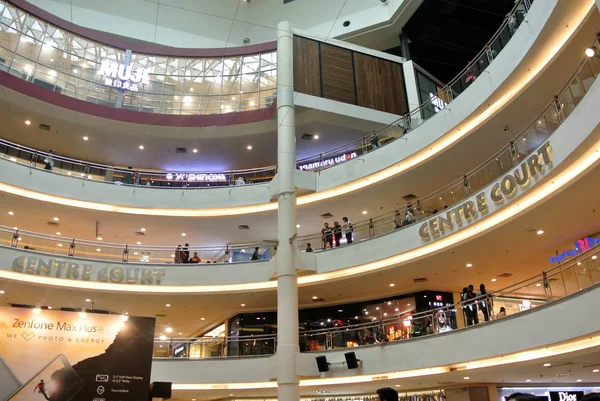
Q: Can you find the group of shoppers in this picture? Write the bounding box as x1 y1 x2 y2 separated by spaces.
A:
320 217 353 249
174 244 202 264
461 284 494 326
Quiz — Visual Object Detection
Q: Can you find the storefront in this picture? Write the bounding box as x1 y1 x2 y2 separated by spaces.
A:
497 387 600 400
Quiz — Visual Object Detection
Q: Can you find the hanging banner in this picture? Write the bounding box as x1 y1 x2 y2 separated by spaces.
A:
0 306 155 401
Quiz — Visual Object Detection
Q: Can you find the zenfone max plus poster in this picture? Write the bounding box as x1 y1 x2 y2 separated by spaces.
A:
0 307 155 401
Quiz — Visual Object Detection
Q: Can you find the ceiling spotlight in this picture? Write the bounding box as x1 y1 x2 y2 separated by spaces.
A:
57 244 63 247
181 233 186 237
140 228 146 232
8 211 14 216
593 369 599 373
56 232 61 236
192 149 198 153
96 248 101 252
526 379 531 382
33 304 41 314
159 334 167 341
47 306 52 309
25 120 31 126
136 241 142 245
79 309 87 319
240 303 246 307
463 377 470 380
536 230 544 235
120 313 129 322
247 145 253 150
165 304 171 307
313 135 319 140
165 327 173 333
491 278 497 282
576 379 583 382
389 283 395 287
72 68 78 74
466 263 473 267
0 290 4 294
312 296 318 300
593 255 598 260
296 224 300 228
53 217 59 221
200 317 206 321
138 145 144 150
586 46 598 58
82 136 89 141
362 210 367 215
85 299 91 302
96 236 103 241
543 363 552 367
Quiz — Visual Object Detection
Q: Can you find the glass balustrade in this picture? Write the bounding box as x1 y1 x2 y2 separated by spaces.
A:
0 226 275 264
0 0 536 186
297 51 600 252
151 245 600 359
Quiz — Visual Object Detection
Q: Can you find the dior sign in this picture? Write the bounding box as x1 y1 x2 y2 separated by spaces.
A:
419 142 552 241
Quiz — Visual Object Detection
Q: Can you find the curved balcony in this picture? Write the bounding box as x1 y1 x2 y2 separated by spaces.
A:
150 245 600 364
0 51 598 290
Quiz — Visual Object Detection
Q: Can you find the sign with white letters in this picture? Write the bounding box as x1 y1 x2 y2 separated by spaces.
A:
98 59 149 92
165 173 227 182
549 391 584 401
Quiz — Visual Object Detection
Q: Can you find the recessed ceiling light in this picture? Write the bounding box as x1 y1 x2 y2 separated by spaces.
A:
8 211 14 216
200 317 205 321
526 379 531 382
47 306 52 309
586 47 597 58
134 252 139 255
95 248 101 252
491 278 497 282
577 379 583 382
72 68 78 74
593 255 598 260
12 226 17 230
536 230 544 235
312 296 318 300
53 217 59 221
395 385 401 387
181 233 186 237
136 241 142 245
56 232 61 235
25 120 31 126
97 236 103 241
240 303 246 307
536 283 542 287
338 309 343 312
159 334 167 341
192 149 198 153
466 263 473 267
247 145 253 150
296 224 300 228
463 377 470 380
139 145 144 150
543 363 552 367
82 136 89 141
17 237 22 241
362 210 367 215
389 283 395 287
179 332 183 335
0 290 4 294
593 369 599 373
140 228 146 232
165 327 173 333
57 244 63 247
190 88 194 92
313 135 319 139
85 298 91 302
165 304 171 307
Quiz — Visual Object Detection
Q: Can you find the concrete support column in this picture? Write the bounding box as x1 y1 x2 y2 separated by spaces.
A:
276 21 299 401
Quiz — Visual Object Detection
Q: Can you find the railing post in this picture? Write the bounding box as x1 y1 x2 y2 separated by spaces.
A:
122 245 129 263
10 229 18 248
68 239 76 257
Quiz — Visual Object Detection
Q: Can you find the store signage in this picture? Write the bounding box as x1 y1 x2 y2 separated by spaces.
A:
98 59 149 92
297 152 358 171
165 173 227 182
549 236 600 264
419 142 552 240
0 306 154 401
11 256 166 285
549 391 584 401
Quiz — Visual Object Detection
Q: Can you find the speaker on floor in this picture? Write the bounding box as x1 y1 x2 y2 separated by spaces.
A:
345 352 359 369
150 382 172 399
316 355 329 372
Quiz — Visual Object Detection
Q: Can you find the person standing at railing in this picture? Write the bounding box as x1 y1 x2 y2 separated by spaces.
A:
251 247 260 261
235 176 246 186
463 285 479 326
342 217 353 244
190 252 201 263
333 221 342 247
370 133 380 150
174 245 182 264
43 149 55 171
477 283 492 322
393 210 402 229
182 243 190 263
321 223 333 249
305 243 313 252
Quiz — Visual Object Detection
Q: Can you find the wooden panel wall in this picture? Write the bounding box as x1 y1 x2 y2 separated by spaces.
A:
320 43 356 105
293 36 321 97
292 35 409 116
353 52 409 115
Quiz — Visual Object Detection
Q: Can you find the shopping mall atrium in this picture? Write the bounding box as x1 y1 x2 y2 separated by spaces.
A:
1 0 600 400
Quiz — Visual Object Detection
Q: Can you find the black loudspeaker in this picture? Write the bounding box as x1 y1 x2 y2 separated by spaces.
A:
345 352 359 369
316 355 329 372
150 382 172 399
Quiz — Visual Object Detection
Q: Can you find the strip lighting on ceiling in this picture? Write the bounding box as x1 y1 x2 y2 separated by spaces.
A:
0 1 593 217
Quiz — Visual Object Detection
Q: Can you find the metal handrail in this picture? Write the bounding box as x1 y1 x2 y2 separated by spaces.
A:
0 0 532 184
152 243 600 356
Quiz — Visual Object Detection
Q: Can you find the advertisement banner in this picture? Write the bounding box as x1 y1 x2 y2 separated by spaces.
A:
549 391 584 401
0 306 155 401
